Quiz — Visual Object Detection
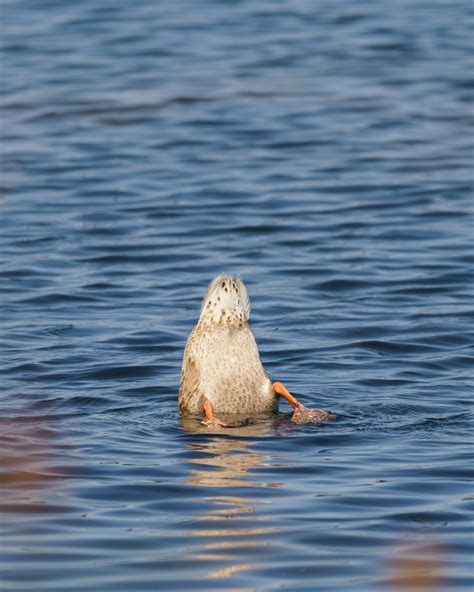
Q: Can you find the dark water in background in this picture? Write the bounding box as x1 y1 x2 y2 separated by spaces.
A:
1 1 473 590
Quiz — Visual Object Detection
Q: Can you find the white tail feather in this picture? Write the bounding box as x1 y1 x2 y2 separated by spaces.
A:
199 273 250 327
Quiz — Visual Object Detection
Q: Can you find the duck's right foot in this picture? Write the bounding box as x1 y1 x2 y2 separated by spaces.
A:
291 404 336 424
273 381 336 424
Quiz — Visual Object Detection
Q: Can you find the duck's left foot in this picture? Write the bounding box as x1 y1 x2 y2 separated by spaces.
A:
202 416 228 428
291 404 336 424
201 398 227 428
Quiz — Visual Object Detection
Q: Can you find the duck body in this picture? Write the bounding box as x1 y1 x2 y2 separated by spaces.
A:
179 273 277 416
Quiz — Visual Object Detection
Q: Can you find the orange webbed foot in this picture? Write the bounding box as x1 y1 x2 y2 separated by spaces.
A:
272 381 336 424
201 398 227 428
291 404 336 424
202 417 228 428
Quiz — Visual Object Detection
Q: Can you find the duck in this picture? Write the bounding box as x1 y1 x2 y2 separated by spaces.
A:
178 273 335 426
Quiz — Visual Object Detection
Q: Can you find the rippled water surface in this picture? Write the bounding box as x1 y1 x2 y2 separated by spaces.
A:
1 1 473 590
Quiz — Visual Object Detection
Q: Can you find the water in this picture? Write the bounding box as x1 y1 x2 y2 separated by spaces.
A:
1 1 473 590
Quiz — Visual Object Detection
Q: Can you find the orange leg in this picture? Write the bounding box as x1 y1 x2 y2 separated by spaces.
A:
202 399 227 427
272 381 301 410
273 381 336 423
203 398 214 421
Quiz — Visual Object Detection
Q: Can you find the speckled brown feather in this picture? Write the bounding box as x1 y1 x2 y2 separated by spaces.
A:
178 273 277 416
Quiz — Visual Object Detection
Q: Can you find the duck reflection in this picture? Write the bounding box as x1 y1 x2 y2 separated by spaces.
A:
180 417 280 582
0 422 57 492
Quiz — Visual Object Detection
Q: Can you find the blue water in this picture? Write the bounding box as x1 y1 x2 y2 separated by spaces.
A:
1 1 473 590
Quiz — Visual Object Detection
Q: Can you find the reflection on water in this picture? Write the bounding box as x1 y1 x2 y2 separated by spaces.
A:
181 419 278 581
388 541 446 592
0 420 58 493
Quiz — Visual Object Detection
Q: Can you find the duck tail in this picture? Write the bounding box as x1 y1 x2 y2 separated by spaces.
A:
199 273 250 326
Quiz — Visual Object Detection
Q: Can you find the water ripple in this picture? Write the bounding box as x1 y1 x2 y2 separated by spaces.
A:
1 0 473 590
